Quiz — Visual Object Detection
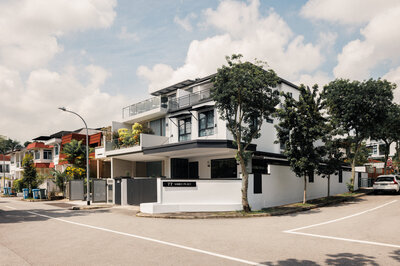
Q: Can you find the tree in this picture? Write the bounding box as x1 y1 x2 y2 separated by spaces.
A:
322 78 395 189
371 103 400 174
62 139 93 169
317 128 344 197
212 54 279 212
22 153 38 192
51 169 69 197
275 85 325 204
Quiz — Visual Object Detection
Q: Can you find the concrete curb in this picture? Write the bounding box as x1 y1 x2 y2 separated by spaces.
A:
136 191 372 219
71 205 114 210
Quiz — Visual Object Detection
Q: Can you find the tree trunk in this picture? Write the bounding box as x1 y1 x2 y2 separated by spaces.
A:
327 175 330 197
238 153 251 212
350 158 356 192
303 174 307 204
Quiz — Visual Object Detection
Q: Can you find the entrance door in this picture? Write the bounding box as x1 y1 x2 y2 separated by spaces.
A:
188 162 199 179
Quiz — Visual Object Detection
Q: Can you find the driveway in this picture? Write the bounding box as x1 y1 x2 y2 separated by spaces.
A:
1 194 399 265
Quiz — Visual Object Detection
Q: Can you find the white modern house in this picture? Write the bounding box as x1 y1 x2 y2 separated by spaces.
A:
0 154 11 189
103 73 366 214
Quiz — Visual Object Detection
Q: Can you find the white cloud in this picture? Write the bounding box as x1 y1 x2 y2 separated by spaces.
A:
174 13 197 32
383 67 400 103
139 0 325 93
0 0 124 142
0 65 125 142
118 26 140 41
301 0 399 26
295 71 332 88
0 0 116 70
333 5 400 79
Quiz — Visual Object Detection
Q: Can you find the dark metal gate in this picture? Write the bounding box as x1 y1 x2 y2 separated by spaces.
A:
92 179 107 203
126 178 157 205
69 180 84 200
114 178 122 205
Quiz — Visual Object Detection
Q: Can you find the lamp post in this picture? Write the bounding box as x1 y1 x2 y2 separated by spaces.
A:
59 107 90 205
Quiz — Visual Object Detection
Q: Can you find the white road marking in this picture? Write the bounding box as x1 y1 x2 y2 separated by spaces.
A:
284 199 399 249
284 200 397 233
5 206 16 210
23 210 260 265
288 231 400 249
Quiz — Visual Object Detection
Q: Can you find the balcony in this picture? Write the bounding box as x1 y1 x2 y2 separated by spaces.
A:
122 96 168 123
168 88 211 112
105 133 169 156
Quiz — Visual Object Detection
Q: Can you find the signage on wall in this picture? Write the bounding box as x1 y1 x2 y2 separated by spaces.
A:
163 181 196 187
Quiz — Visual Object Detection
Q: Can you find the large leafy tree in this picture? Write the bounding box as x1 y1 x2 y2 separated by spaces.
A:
371 103 400 174
322 78 395 188
275 85 325 204
212 54 279 212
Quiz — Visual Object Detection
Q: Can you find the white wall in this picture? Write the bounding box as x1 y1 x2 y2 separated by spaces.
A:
160 179 242 205
248 165 366 210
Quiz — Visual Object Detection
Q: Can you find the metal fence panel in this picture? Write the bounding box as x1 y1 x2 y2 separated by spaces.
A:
92 179 107 203
127 178 157 205
69 180 84 200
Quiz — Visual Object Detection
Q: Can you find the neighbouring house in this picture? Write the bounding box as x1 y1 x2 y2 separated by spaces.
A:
102 73 367 213
0 154 11 188
364 139 397 183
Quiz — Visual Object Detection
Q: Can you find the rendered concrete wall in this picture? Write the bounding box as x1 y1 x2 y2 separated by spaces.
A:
112 158 135 177
248 165 367 210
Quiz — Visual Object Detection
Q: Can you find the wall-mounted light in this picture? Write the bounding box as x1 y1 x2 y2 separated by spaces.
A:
207 161 210 167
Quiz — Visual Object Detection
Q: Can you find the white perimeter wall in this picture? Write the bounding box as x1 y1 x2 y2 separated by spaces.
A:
160 179 242 205
248 165 367 210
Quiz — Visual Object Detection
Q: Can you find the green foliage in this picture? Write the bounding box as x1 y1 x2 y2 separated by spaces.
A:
22 153 38 190
51 169 69 194
12 178 24 192
370 103 400 173
346 181 354 193
275 85 325 203
212 54 279 212
62 139 93 169
322 78 395 185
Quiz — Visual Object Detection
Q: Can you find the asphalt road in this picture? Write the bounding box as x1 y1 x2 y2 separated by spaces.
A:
1 194 400 265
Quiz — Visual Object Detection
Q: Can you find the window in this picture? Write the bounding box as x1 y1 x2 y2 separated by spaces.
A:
379 144 386 156
339 169 343 183
55 145 59 156
211 158 237 178
372 145 377 155
179 117 191 141
199 110 214 137
150 118 166 136
34 150 40 160
43 150 52 160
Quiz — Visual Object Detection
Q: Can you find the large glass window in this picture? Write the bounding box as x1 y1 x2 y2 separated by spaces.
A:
179 117 191 141
150 118 166 136
199 110 214 137
43 150 52 160
55 145 59 156
211 158 237 178
34 150 40 160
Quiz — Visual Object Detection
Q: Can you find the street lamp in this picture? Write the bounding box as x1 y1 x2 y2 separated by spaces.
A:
59 107 90 205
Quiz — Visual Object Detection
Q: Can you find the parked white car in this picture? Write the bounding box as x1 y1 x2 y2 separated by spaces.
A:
373 175 400 194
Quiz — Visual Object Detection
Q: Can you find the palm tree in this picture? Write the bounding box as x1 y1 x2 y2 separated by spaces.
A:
62 139 93 169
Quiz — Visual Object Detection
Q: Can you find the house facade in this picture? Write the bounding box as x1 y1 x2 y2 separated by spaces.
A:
0 154 11 188
102 74 365 213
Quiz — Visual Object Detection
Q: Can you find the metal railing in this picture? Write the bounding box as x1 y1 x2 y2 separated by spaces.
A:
169 88 211 112
122 96 165 119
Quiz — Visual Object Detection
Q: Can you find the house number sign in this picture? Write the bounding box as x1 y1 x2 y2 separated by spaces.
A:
163 181 196 187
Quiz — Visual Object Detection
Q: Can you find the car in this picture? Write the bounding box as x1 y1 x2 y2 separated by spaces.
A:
373 175 400 194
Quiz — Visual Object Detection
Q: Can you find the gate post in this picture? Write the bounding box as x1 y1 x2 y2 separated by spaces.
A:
121 178 128 205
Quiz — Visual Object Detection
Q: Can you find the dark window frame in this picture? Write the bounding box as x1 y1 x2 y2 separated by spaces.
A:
339 169 343 183
199 109 214 137
178 117 191 142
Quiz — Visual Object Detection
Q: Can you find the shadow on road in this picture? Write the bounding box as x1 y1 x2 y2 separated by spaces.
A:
0 207 111 224
261 250 400 265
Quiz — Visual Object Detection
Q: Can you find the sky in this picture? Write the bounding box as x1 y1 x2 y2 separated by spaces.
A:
1 0 400 142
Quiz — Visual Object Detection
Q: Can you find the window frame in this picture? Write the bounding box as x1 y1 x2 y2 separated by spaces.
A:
34 150 40 160
43 149 52 160
198 109 214 137
178 117 192 142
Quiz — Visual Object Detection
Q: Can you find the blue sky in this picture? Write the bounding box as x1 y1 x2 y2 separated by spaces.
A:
1 0 400 141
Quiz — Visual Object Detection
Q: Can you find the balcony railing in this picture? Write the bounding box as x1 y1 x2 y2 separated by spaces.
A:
168 88 211 112
122 96 167 119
